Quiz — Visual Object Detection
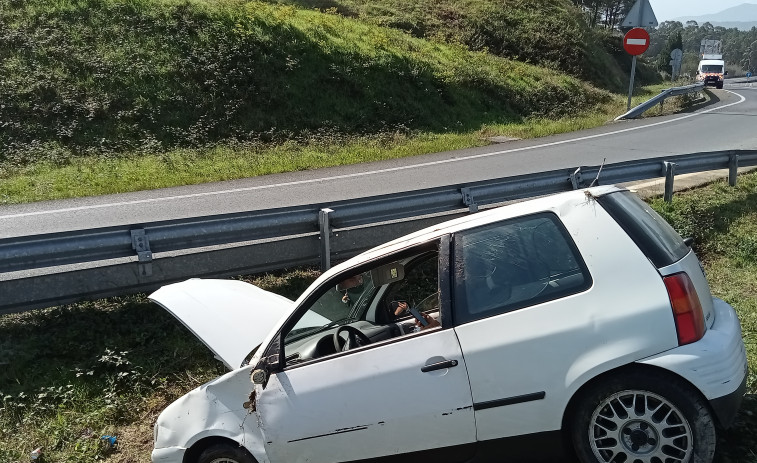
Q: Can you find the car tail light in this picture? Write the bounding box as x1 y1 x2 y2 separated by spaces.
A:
663 272 706 345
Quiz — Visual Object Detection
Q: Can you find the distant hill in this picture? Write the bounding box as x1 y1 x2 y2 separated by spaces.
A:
672 3 757 30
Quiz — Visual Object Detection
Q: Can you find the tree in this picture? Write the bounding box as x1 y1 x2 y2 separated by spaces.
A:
647 21 757 76
657 30 683 75
669 31 683 51
575 0 635 29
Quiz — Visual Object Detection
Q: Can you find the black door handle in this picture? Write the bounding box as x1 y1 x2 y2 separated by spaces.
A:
421 359 458 373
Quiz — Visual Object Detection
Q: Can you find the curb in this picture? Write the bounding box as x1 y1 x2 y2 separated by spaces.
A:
622 167 757 200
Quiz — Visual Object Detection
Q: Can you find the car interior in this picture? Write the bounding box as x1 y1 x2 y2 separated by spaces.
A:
281 250 441 366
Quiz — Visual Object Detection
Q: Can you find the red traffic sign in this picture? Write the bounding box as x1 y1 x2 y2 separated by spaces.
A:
623 28 650 56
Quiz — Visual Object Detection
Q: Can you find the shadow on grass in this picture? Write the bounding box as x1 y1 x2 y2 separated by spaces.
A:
0 296 219 399
677 88 722 114
0 269 320 399
679 87 721 113
716 394 757 463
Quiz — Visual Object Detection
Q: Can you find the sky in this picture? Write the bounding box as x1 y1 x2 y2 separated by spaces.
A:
650 0 757 22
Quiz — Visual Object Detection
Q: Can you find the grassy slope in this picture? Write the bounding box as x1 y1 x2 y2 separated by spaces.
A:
276 0 635 92
0 0 610 170
1 174 756 462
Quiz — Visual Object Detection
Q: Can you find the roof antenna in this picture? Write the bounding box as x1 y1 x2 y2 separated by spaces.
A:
589 158 606 187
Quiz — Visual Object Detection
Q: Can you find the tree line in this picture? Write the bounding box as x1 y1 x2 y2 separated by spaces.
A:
647 21 757 76
573 0 757 76
572 0 635 29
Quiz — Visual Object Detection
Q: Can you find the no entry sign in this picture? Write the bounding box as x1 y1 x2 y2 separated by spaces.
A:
623 28 650 56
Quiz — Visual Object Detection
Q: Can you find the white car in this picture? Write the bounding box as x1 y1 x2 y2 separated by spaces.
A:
150 186 747 463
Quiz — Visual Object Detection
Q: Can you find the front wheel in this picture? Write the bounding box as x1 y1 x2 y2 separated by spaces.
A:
570 370 716 463
197 443 256 463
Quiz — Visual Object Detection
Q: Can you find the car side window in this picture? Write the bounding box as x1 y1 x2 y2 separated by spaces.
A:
454 212 591 324
279 245 443 367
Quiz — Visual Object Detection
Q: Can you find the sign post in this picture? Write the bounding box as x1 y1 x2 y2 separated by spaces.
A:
670 49 682 81
623 28 651 110
621 0 657 110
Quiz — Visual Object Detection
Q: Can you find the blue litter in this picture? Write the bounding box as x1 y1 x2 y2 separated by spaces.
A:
100 435 117 448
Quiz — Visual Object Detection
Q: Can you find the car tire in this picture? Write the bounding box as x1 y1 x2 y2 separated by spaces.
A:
570 369 716 463
197 443 256 463
716 82 723 89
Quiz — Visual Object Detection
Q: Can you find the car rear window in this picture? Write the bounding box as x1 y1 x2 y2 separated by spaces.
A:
597 191 688 268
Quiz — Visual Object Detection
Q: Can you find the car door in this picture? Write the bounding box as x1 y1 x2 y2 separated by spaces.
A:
255 242 477 463
450 211 675 446
451 212 595 443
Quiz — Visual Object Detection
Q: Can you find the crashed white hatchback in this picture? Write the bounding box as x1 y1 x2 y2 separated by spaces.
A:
150 186 747 463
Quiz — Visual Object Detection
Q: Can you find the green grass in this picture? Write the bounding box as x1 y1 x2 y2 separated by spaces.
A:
0 0 611 171
274 0 652 93
1 174 756 462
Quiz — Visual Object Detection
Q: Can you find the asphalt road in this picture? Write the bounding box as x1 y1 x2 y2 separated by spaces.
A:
1 85 756 239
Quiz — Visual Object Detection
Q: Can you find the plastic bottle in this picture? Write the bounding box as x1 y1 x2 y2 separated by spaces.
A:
30 447 43 461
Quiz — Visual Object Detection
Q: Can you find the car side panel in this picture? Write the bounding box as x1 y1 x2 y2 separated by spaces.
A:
454 198 679 441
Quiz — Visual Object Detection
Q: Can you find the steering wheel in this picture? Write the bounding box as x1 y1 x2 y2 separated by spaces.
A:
333 325 372 352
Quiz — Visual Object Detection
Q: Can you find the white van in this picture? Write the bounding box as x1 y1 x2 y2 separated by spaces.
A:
697 59 726 89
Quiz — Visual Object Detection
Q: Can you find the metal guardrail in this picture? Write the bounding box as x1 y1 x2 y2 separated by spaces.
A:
615 82 705 120
1 150 756 314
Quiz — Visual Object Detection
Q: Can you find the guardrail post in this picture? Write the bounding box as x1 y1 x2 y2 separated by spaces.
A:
319 208 334 271
663 161 676 203
569 168 583 190
460 188 479 212
729 153 740 187
570 167 584 190
130 229 153 277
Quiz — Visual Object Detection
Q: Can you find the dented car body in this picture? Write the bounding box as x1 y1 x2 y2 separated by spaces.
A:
150 186 747 463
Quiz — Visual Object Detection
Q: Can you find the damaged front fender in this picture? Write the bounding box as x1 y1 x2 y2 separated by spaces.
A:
153 365 268 463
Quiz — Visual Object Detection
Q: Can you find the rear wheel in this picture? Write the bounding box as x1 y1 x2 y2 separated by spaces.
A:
570 370 716 463
197 443 256 463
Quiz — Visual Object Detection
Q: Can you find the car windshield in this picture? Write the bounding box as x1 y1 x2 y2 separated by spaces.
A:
285 270 376 342
701 65 723 73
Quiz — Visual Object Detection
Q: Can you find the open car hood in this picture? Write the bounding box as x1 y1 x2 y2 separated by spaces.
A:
149 279 294 370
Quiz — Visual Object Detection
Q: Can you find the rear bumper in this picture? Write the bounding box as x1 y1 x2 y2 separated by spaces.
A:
639 298 747 424
709 369 747 428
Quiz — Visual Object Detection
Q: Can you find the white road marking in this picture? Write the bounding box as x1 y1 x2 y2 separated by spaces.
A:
0 91 748 220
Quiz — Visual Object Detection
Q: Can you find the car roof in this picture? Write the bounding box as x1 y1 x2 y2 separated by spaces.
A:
314 185 621 288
